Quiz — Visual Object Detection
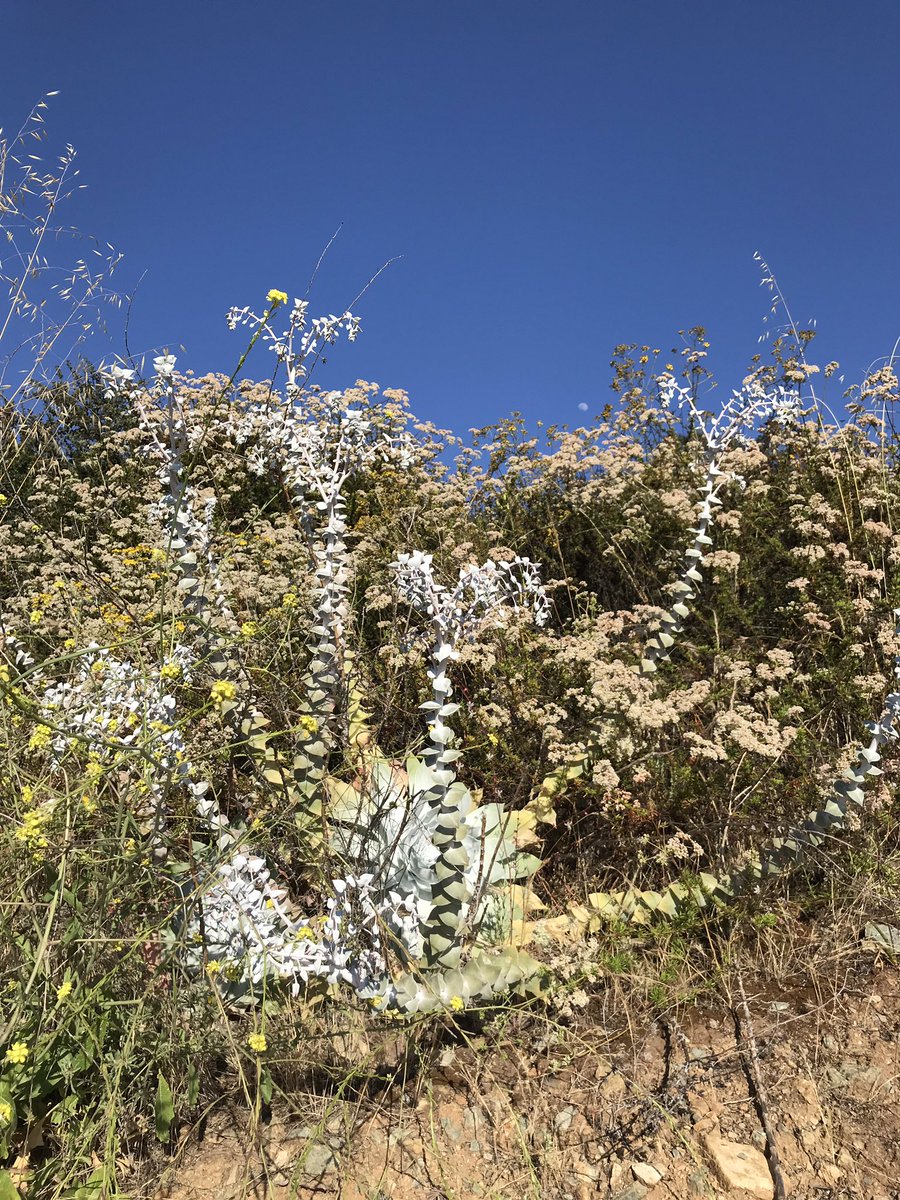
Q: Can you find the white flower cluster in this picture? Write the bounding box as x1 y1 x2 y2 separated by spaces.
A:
392 552 550 640
0 632 36 675
101 362 136 399
101 353 179 401
181 858 421 999
38 643 190 760
225 297 359 391
230 390 417 496
27 642 204 855
657 373 801 452
392 552 549 776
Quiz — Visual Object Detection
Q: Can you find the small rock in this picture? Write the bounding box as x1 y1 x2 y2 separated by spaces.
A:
863 921 900 953
612 1185 648 1200
632 1162 663 1185
825 1062 892 1099
300 1142 339 1176
574 1157 602 1184
689 1046 712 1061
768 1001 790 1013
600 1071 627 1100
702 1132 773 1198
554 1105 576 1133
687 1169 715 1197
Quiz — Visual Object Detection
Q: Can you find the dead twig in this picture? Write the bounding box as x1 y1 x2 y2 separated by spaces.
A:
731 972 787 1200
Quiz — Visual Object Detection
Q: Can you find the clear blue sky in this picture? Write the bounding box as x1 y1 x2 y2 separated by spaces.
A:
4 1 899 432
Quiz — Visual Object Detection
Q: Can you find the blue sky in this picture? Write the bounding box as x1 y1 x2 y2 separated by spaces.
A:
4 1 899 433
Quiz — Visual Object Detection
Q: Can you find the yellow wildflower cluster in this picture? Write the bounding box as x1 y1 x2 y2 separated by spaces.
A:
247 1032 267 1053
297 714 318 737
266 289 288 306
281 592 298 610
56 979 74 1002
28 725 52 751
15 807 51 851
240 621 259 638
210 680 237 707
5 1042 29 1065
100 603 133 630
0 1100 12 1124
159 661 181 681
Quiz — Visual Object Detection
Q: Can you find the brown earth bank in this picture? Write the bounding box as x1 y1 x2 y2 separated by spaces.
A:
151 955 900 1200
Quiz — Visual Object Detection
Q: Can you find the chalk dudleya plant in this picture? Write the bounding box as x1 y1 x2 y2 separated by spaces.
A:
82 296 548 1012
331 551 549 971
531 371 802 823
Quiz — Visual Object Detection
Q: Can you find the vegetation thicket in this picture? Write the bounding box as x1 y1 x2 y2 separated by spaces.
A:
2 100 899 1199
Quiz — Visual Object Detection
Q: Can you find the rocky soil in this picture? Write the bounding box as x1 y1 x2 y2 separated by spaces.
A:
156 960 899 1200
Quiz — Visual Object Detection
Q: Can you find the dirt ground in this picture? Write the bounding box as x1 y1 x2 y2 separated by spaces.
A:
156 957 900 1200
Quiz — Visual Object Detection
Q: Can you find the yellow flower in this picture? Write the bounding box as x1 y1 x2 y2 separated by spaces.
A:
160 661 181 681
63 638 76 651
0 1100 12 1124
81 793 97 814
298 714 318 737
56 979 73 1002
266 289 288 306
0 665 9 683
5 1042 29 1065
0 494 7 506
28 725 52 751
29 610 43 626
448 996 465 1012
281 592 298 610
247 1032 267 1054
85 758 104 783
205 960 221 975
210 680 237 707
240 621 259 638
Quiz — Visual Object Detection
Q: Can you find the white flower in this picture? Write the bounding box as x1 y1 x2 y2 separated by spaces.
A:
153 353 177 378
